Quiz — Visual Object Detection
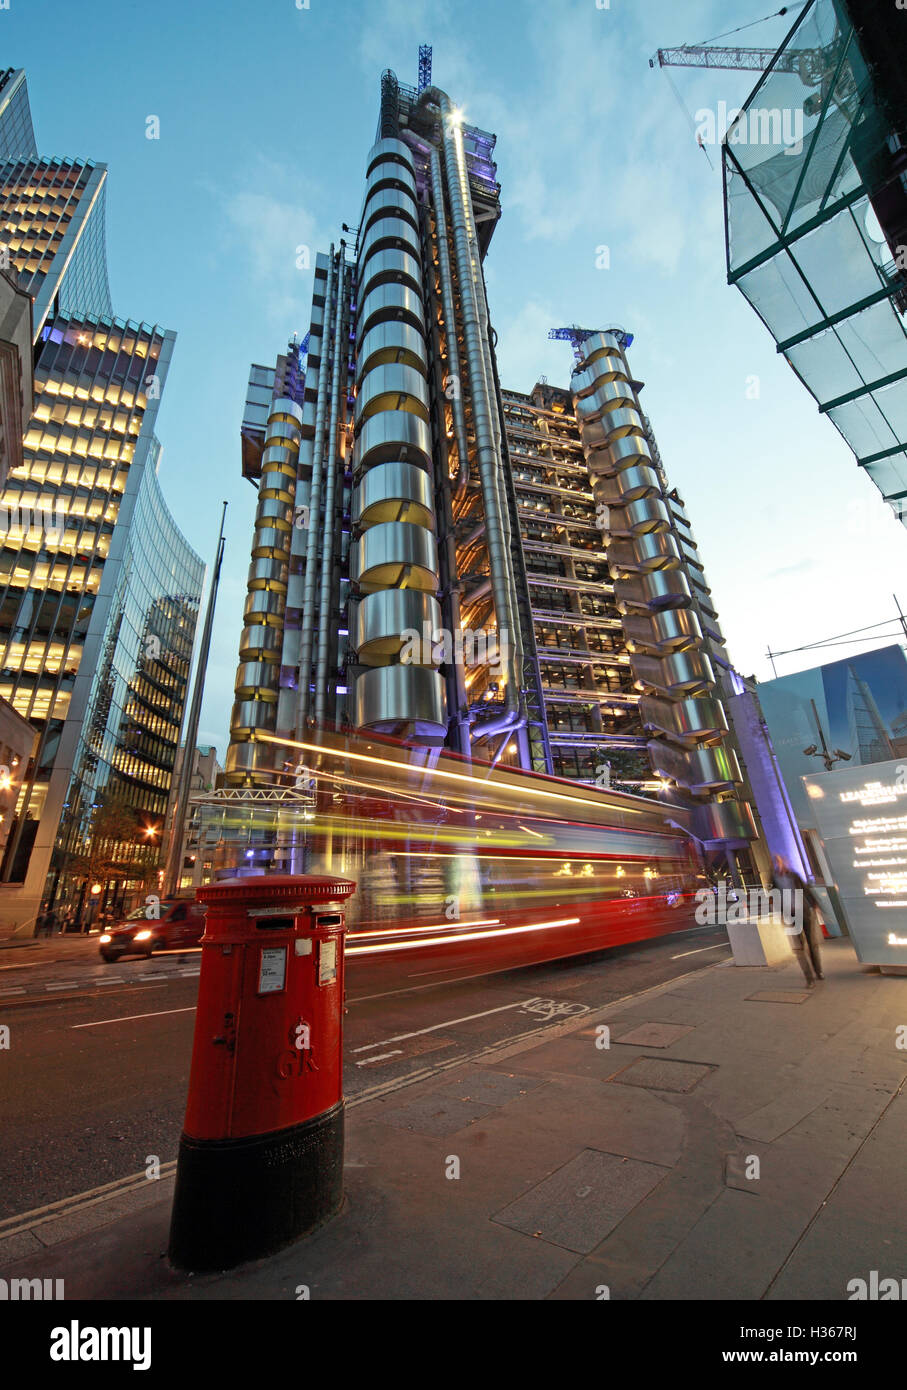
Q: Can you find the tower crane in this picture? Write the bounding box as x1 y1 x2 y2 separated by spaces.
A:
649 44 825 85
418 45 432 93
649 3 829 86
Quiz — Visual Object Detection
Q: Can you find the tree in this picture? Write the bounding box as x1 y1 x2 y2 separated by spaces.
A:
66 795 158 892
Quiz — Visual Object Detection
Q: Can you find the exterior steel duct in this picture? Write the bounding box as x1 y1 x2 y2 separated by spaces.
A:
425 86 525 746
429 146 470 494
314 252 351 727
295 251 338 736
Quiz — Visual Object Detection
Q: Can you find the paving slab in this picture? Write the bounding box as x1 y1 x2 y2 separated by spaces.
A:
747 990 812 1004
371 1094 495 1137
493 1148 669 1254
606 1057 714 1094
614 1022 695 1049
737 1087 832 1143
438 1069 547 1107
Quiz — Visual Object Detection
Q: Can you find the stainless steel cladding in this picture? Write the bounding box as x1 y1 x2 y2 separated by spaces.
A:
226 394 303 784
569 331 755 846
351 139 446 744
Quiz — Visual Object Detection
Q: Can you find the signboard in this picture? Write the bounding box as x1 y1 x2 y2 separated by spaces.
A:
759 644 907 826
258 946 287 994
802 756 907 967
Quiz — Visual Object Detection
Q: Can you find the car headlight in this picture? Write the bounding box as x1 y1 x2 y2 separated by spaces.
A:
134 929 152 941
99 934 111 944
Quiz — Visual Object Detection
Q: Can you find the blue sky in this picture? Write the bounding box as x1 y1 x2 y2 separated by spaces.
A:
5 0 907 759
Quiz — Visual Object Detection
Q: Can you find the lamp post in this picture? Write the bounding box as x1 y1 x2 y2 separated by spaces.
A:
803 698 852 772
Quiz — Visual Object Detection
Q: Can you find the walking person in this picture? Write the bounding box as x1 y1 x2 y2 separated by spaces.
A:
773 855 824 985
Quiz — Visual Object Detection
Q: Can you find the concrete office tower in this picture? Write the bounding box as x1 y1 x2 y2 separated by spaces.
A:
224 62 758 869
0 77 203 931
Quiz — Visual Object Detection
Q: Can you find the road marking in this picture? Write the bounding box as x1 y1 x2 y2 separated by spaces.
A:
45 981 82 990
0 986 26 995
0 1162 178 1242
356 1050 404 1067
72 1006 196 1029
671 944 729 959
352 998 535 1053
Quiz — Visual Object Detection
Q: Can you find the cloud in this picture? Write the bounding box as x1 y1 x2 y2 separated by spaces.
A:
213 156 333 333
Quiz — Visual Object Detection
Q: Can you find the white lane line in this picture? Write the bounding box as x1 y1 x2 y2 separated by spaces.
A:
72 1006 196 1030
0 986 26 995
407 966 463 979
351 998 535 1054
45 982 81 990
356 1050 404 1067
671 944 728 959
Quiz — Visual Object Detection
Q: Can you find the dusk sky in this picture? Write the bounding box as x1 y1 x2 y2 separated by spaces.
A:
5 0 906 759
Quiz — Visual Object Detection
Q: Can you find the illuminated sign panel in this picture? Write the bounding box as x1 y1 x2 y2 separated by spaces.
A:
803 757 907 967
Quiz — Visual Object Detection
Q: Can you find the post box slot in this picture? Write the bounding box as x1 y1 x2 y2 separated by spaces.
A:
255 916 294 930
316 914 342 928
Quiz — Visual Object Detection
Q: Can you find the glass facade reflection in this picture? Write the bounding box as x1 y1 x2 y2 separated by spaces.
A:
49 458 203 913
0 157 113 332
0 70 38 163
0 316 203 911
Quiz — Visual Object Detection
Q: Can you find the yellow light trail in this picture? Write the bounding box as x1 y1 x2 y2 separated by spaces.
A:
347 917 582 956
257 734 649 820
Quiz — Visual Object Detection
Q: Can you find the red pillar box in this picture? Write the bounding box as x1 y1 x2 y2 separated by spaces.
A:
168 874 355 1271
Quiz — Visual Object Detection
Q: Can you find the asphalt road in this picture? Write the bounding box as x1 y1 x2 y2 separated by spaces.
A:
0 922 730 1220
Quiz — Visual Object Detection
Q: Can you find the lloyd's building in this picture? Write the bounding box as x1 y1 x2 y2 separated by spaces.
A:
226 60 798 885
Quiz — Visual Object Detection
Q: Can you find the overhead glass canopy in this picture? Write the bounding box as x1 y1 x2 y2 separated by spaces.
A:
723 0 907 511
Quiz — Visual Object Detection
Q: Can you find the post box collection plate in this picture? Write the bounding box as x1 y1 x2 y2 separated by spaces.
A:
258 946 287 994
318 939 337 985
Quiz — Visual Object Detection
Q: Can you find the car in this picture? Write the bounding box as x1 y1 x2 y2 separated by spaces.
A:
98 900 207 962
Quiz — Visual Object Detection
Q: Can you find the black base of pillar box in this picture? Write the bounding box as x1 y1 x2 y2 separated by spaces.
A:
168 1103 344 1271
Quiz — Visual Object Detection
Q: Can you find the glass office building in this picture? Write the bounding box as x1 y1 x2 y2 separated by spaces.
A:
46 450 203 916
0 70 38 163
0 76 202 932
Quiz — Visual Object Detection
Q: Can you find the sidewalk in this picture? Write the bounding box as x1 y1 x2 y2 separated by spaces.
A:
0 932 101 970
2 937 905 1300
